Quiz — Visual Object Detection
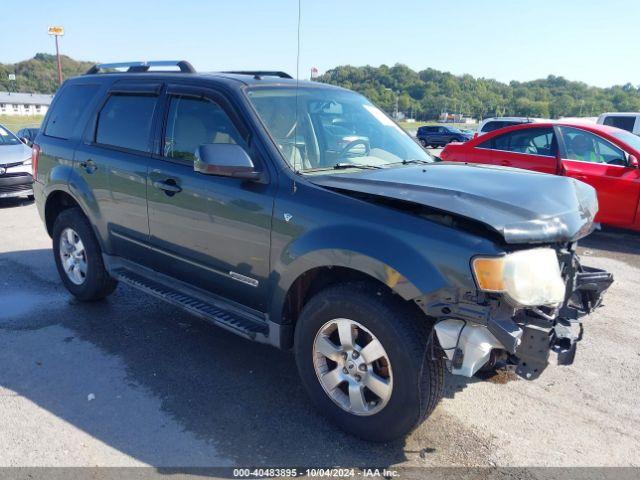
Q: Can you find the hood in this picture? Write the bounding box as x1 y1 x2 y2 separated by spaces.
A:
0 144 31 166
309 162 598 244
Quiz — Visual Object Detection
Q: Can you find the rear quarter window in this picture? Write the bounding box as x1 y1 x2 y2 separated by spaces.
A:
602 116 636 132
44 84 100 139
481 121 520 133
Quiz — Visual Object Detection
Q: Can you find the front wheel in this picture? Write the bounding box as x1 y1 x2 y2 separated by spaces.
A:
294 282 444 441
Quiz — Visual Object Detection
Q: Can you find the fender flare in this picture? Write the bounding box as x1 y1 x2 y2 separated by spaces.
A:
43 165 111 253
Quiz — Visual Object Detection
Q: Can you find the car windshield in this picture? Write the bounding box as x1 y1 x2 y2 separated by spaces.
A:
246 86 433 173
447 127 463 134
612 130 640 153
0 126 21 146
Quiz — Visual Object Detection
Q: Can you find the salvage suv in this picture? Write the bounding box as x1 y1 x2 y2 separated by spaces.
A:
33 61 612 441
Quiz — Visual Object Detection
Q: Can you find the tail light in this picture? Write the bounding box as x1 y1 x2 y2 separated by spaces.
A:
32 144 40 179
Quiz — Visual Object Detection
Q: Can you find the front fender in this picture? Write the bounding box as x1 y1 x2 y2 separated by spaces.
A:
269 224 449 322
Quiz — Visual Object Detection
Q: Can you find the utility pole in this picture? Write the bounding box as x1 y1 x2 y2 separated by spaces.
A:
48 26 65 86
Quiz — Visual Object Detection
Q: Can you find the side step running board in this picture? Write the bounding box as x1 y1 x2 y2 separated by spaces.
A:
110 268 270 342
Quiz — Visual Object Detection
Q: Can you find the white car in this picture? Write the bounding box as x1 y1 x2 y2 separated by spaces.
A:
597 112 640 135
0 123 34 199
475 117 549 137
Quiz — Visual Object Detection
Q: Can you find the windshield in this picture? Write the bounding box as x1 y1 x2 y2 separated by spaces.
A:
0 125 21 146
612 130 640 153
246 86 432 172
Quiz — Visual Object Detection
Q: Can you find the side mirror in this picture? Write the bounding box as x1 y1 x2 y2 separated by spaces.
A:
194 144 261 180
629 154 639 168
20 137 30 145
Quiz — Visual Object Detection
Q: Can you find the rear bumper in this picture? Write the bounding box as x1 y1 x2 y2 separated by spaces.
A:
0 173 33 198
432 250 613 380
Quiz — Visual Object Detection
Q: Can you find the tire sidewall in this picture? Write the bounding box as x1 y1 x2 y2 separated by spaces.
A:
294 288 427 441
52 209 107 300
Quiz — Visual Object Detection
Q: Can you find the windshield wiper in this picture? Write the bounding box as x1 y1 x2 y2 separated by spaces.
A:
300 163 383 173
385 159 433 167
333 162 382 170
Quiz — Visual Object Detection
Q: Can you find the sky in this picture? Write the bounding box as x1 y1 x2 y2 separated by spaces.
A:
1 0 639 88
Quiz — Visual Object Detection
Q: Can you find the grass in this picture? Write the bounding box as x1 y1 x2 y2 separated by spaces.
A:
398 120 478 133
0 115 44 133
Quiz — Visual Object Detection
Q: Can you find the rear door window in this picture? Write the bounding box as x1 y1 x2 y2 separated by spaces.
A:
602 116 636 132
44 84 99 139
95 94 158 153
478 127 557 156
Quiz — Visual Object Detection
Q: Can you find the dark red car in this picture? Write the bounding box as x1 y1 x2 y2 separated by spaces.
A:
440 122 640 231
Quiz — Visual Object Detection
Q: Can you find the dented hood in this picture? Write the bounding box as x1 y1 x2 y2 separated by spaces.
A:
309 162 598 244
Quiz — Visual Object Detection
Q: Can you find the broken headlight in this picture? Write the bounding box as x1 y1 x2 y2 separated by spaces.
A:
472 248 565 307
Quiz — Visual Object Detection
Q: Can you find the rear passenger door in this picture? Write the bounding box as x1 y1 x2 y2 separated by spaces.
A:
473 127 559 174
146 84 274 311
74 81 162 264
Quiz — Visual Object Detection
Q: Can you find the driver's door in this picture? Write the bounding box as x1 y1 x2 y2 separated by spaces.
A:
146 84 274 311
557 126 640 227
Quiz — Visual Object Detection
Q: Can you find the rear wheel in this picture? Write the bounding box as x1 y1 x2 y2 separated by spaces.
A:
294 282 444 441
419 138 428 147
52 208 117 301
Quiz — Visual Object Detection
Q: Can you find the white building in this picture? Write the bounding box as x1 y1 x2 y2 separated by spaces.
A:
0 92 54 116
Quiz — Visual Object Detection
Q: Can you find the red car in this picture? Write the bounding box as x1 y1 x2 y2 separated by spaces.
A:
440 122 640 231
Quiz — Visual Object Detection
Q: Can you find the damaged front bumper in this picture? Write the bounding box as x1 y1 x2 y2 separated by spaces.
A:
430 249 613 380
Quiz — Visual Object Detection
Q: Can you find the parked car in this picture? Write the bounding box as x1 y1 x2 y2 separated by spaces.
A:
0 123 34 199
597 112 640 135
33 61 612 441
475 116 548 137
440 122 640 231
16 127 40 147
416 125 471 147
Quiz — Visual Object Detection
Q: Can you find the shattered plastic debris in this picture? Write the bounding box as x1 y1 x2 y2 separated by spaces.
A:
87 393 95 402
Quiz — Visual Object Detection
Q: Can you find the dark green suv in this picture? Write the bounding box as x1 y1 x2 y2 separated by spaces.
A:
33 61 612 441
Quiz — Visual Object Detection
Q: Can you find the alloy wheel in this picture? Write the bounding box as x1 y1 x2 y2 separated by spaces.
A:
59 227 87 285
313 318 393 416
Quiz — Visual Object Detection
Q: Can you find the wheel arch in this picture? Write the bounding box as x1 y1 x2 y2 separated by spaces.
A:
270 238 448 349
43 188 108 253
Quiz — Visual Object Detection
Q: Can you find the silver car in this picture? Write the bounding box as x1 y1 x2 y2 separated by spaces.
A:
0 123 34 199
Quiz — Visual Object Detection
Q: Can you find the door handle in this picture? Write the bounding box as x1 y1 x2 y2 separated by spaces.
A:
153 179 182 195
79 159 98 174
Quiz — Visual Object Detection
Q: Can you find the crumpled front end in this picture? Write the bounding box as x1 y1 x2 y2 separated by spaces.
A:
426 247 613 380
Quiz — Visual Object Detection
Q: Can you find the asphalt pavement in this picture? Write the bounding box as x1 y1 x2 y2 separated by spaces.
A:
1 198 639 469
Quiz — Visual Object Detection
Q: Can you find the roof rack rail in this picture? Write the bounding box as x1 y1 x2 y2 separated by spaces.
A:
222 71 293 80
85 60 196 75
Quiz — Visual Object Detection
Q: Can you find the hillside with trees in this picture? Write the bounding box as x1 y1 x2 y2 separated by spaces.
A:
0 54 94 94
3 55 640 121
319 64 640 120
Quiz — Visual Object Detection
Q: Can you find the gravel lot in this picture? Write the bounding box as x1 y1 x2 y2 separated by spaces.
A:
1 198 639 469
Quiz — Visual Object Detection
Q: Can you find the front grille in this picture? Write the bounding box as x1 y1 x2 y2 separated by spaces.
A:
0 172 31 178
0 184 31 194
0 160 27 169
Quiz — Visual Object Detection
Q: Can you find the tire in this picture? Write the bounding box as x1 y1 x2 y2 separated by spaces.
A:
294 282 445 442
52 207 118 301
419 139 428 147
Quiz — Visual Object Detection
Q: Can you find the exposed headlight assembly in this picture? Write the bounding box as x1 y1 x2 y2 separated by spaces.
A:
472 248 565 307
